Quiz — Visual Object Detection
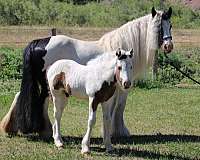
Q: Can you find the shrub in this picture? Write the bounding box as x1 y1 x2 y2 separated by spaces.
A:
0 48 22 80
0 0 200 28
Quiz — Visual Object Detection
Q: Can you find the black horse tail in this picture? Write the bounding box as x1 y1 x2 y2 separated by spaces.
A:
15 37 51 134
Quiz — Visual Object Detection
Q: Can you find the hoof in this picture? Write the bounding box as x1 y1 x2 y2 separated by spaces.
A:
55 141 64 148
106 145 114 153
81 146 90 155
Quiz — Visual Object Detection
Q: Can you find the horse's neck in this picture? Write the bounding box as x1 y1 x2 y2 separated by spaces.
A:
98 14 158 78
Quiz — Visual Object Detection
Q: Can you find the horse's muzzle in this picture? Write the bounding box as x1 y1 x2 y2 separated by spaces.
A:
162 40 173 53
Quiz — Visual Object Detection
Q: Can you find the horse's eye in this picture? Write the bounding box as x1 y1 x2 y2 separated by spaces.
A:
118 66 122 70
130 66 133 69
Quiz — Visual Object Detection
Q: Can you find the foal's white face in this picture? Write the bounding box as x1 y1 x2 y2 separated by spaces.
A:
115 49 134 90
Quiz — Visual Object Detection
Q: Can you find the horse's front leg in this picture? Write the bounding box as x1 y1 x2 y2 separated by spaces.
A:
111 87 130 137
81 97 97 154
101 99 113 152
52 92 67 148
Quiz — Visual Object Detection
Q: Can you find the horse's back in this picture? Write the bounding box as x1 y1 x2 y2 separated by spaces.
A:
43 35 102 71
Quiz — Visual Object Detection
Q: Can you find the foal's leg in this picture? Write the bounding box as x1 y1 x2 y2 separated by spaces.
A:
101 100 113 152
52 92 67 148
81 97 96 154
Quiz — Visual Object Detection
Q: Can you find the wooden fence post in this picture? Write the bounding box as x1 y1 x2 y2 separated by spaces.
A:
51 28 57 36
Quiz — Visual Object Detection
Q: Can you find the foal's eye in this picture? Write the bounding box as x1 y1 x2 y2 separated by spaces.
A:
118 66 122 70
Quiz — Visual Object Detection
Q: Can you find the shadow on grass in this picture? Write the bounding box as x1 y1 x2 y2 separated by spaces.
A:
91 146 195 160
111 134 200 145
24 133 200 145
25 134 200 159
60 134 200 145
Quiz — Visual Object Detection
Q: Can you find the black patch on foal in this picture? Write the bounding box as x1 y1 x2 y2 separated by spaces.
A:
92 81 116 112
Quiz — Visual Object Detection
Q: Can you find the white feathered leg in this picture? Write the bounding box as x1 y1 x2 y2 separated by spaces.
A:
111 88 130 137
101 101 113 152
81 97 96 154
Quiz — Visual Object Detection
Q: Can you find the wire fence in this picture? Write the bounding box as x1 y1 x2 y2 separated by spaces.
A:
0 26 112 47
0 27 200 47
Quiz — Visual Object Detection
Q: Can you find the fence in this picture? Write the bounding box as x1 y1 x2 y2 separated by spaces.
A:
0 27 200 48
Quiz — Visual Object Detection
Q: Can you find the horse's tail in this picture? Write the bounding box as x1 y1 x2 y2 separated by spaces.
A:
14 41 41 133
0 92 20 135
14 37 51 134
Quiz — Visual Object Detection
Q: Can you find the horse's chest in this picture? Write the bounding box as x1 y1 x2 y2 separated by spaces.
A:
92 81 116 111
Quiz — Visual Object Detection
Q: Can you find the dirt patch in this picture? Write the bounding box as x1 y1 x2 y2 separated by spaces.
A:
0 27 200 48
183 0 200 10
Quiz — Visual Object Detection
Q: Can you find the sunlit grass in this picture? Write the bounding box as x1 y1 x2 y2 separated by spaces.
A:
0 87 199 160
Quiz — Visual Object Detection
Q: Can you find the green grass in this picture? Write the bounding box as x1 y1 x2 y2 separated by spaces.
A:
0 87 200 160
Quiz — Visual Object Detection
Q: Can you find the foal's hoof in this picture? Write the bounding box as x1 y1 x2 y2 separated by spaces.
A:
55 142 64 148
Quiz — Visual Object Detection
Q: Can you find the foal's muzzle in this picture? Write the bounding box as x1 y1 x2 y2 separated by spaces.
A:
123 81 131 89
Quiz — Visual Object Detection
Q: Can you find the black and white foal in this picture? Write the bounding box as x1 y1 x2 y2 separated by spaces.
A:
46 49 134 153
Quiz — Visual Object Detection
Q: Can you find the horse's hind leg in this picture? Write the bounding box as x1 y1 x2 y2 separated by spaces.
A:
39 97 52 139
52 92 67 148
38 76 52 139
81 97 96 154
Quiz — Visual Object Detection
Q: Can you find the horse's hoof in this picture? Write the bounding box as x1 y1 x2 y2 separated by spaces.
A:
81 147 90 155
106 146 114 153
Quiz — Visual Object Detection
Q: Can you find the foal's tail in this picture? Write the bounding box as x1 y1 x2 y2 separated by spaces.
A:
1 37 51 134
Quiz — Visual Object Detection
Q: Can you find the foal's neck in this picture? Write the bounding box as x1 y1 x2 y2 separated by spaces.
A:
87 53 117 83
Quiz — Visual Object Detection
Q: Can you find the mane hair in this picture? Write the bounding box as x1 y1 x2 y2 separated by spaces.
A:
98 12 163 79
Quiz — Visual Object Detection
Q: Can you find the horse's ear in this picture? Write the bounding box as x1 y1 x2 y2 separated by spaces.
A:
116 48 121 57
168 7 172 18
129 49 134 58
152 7 157 18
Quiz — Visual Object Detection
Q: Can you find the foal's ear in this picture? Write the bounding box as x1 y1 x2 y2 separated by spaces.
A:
129 49 134 58
167 7 172 18
116 48 121 57
152 7 157 18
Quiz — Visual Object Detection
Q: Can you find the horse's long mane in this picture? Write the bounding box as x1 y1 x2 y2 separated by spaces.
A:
98 12 162 79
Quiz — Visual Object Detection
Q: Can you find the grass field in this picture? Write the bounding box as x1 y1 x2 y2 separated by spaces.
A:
0 86 200 160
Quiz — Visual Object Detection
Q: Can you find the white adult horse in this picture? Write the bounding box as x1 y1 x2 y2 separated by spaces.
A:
0 7 173 138
47 49 133 153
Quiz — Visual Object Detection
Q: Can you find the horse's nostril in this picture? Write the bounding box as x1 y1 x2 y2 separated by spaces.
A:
124 81 131 88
